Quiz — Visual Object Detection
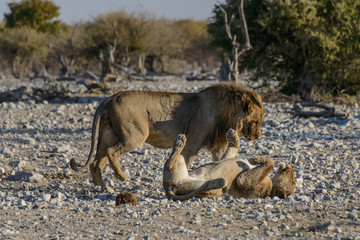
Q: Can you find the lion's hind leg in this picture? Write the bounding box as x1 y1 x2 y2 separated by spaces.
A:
107 122 150 182
107 147 127 181
90 156 107 186
90 123 129 185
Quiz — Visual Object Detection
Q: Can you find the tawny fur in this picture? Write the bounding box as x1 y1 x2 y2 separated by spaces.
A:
70 83 263 186
163 129 295 201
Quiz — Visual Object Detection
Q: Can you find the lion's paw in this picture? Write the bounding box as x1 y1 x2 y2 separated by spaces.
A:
226 129 240 146
174 134 186 149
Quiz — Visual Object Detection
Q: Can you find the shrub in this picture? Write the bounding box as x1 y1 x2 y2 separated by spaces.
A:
208 0 360 99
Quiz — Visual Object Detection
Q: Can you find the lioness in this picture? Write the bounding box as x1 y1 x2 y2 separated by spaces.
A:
70 83 263 186
163 130 295 201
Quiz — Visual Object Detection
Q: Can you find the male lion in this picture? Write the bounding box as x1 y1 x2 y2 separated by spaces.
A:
70 83 263 186
163 130 295 201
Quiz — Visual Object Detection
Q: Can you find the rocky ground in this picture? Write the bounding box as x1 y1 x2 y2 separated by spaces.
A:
0 77 359 240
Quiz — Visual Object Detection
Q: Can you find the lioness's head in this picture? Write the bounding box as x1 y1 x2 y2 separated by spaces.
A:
271 163 296 198
236 94 263 141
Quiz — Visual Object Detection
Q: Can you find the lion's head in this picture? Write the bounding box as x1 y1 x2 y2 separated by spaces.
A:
236 93 263 141
271 163 296 198
204 83 263 148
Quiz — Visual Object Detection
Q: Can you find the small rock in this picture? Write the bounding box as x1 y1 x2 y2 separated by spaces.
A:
54 191 67 201
217 222 227 227
295 195 310 202
310 221 336 231
347 212 358 220
141 177 153 183
0 148 13 158
0 161 13 177
40 194 51 202
9 160 29 169
56 145 71 153
29 173 44 182
101 184 115 193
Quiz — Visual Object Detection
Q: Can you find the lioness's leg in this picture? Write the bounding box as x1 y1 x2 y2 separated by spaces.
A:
221 129 240 160
236 157 275 189
168 178 227 201
181 141 202 168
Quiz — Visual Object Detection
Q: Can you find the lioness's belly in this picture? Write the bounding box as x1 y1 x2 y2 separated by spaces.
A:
190 158 251 183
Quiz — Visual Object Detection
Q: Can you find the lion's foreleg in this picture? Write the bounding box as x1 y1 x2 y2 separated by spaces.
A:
211 147 227 161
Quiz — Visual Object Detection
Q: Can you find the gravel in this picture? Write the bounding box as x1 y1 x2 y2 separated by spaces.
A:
0 77 359 239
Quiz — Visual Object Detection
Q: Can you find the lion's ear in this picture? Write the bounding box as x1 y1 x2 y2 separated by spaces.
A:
242 95 253 113
236 118 243 131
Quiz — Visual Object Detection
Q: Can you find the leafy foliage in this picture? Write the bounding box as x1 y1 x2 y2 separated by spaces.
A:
4 0 61 34
208 0 360 98
0 27 49 78
0 5 220 79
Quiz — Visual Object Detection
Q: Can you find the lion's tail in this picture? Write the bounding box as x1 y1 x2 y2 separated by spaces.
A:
70 97 109 172
165 178 227 201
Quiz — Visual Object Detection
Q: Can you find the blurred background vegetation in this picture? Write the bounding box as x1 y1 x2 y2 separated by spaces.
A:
0 0 359 100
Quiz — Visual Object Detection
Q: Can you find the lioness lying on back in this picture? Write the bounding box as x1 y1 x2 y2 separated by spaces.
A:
163 129 295 201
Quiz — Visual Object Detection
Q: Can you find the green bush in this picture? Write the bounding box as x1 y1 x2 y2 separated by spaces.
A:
4 0 61 34
0 27 49 78
208 0 360 99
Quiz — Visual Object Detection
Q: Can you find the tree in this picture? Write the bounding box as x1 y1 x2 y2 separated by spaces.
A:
218 0 251 81
4 0 61 34
0 27 49 79
208 0 360 99
49 24 87 79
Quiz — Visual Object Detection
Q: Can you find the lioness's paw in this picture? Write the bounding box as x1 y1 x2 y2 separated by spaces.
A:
248 156 269 165
208 178 227 189
226 129 240 145
279 162 286 170
174 134 186 148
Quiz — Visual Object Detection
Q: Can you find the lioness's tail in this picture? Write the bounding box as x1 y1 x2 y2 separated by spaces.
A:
165 178 227 201
70 97 110 172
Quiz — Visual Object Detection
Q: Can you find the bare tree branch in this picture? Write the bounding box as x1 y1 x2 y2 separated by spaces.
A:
219 0 251 82
237 0 252 55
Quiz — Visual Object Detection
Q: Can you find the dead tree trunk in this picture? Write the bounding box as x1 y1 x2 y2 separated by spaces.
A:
219 0 251 82
293 102 348 119
98 21 118 85
57 53 75 79
50 26 78 80
136 53 147 74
